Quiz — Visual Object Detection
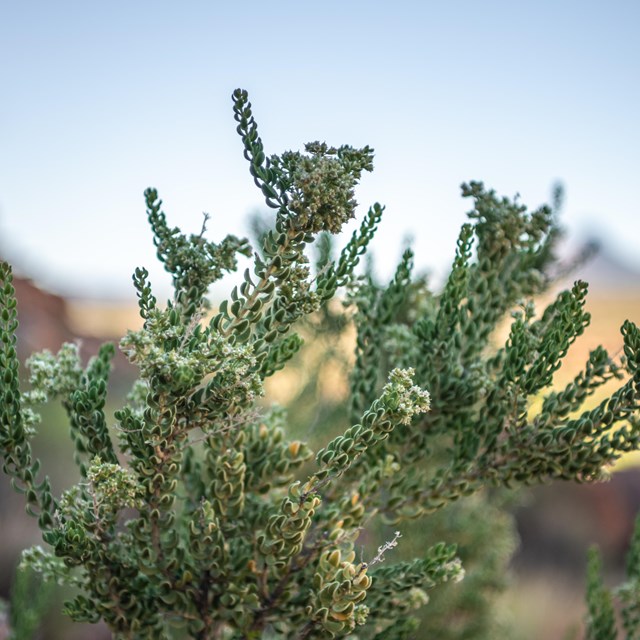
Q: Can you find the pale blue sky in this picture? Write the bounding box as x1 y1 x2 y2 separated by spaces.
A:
1 1 638 299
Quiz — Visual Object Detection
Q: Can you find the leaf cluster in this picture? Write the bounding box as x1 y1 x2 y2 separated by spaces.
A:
585 514 640 640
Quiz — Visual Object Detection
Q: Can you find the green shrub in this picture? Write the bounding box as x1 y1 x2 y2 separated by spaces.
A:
1 89 639 639
586 514 640 640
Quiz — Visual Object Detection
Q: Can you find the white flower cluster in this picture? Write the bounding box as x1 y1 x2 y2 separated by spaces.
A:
24 342 83 403
442 558 465 584
382 368 431 425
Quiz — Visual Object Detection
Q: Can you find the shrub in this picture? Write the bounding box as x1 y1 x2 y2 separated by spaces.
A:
585 513 640 639
1 89 639 639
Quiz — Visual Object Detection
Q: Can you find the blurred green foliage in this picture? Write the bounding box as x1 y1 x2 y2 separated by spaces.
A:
0 563 54 640
586 515 640 639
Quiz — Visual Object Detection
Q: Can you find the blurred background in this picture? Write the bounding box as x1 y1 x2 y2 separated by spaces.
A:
1 1 639 638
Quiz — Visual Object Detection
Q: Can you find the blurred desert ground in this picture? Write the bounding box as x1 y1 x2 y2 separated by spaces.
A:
1 240 640 639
